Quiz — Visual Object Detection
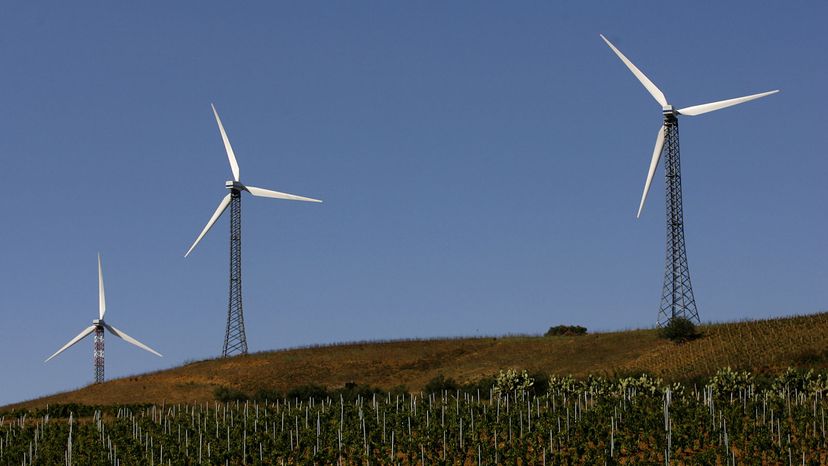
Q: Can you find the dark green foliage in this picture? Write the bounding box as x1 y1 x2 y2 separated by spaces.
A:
335 382 384 401
529 372 549 394
216 382 402 404
545 325 587 336
213 386 248 402
423 374 501 395
388 384 409 397
423 374 458 393
751 369 777 388
14 403 152 418
41 403 98 418
659 317 699 343
252 388 283 402
793 348 828 366
462 376 496 394
674 373 708 389
286 383 329 401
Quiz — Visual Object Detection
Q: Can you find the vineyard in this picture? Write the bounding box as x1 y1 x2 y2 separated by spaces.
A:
3 369 828 465
627 312 828 377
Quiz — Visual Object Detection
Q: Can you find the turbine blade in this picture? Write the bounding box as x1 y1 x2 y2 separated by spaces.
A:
103 323 163 357
245 185 322 203
600 34 668 107
45 325 97 362
185 193 232 257
677 90 779 116
211 103 240 182
98 253 106 320
637 125 667 218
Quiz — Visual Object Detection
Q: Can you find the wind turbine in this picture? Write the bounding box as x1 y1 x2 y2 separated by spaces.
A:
185 104 322 357
45 254 162 383
600 34 778 327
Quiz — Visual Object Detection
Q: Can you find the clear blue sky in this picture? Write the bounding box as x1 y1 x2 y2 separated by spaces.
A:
1 2 825 406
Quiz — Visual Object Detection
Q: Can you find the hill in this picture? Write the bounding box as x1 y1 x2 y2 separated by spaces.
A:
5 311 828 411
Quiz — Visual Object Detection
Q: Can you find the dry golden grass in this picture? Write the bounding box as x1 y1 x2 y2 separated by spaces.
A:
5 312 828 410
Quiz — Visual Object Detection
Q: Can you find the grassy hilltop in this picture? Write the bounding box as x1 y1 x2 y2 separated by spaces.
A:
5 311 828 410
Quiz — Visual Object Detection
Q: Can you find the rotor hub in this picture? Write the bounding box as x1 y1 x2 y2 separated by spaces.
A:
225 181 245 191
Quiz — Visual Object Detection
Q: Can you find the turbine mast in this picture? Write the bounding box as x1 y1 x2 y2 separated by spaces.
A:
94 325 105 383
658 113 699 326
224 187 248 356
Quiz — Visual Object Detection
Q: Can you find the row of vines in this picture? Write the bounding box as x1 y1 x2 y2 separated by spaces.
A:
2 368 828 464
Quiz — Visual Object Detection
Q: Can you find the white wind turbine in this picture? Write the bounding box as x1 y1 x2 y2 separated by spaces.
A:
185 104 322 357
600 34 779 326
45 254 162 383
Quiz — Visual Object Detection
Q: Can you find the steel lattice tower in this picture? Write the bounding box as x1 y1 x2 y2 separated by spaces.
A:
657 115 699 327
223 189 248 356
93 326 105 383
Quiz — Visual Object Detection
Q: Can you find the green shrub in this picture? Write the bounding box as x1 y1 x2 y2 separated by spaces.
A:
462 376 496 395
529 372 550 394
545 325 587 337
794 348 828 366
388 385 409 397
335 382 384 400
424 374 459 394
214 386 248 402
37 403 103 418
287 384 329 401
252 388 283 402
659 317 699 343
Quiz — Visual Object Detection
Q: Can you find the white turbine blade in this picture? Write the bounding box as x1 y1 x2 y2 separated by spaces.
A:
245 185 322 203
211 103 240 182
637 125 667 218
45 325 96 362
600 34 668 107
98 253 106 320
185 193 232 257
103 323 163 357
677 90 779 116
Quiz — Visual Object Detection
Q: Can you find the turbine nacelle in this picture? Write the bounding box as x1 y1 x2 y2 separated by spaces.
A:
226 180 245 191
662 105 678 117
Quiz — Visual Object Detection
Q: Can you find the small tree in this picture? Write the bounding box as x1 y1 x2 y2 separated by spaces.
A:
214 386 247 402
424 374 458 394
287 384 329 401
659 317 699 343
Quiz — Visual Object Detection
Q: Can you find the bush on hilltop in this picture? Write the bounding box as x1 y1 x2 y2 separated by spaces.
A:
545 325 587 337
659 317 699 343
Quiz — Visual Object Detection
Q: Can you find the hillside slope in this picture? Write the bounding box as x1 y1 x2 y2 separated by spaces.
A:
6 312 828 410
